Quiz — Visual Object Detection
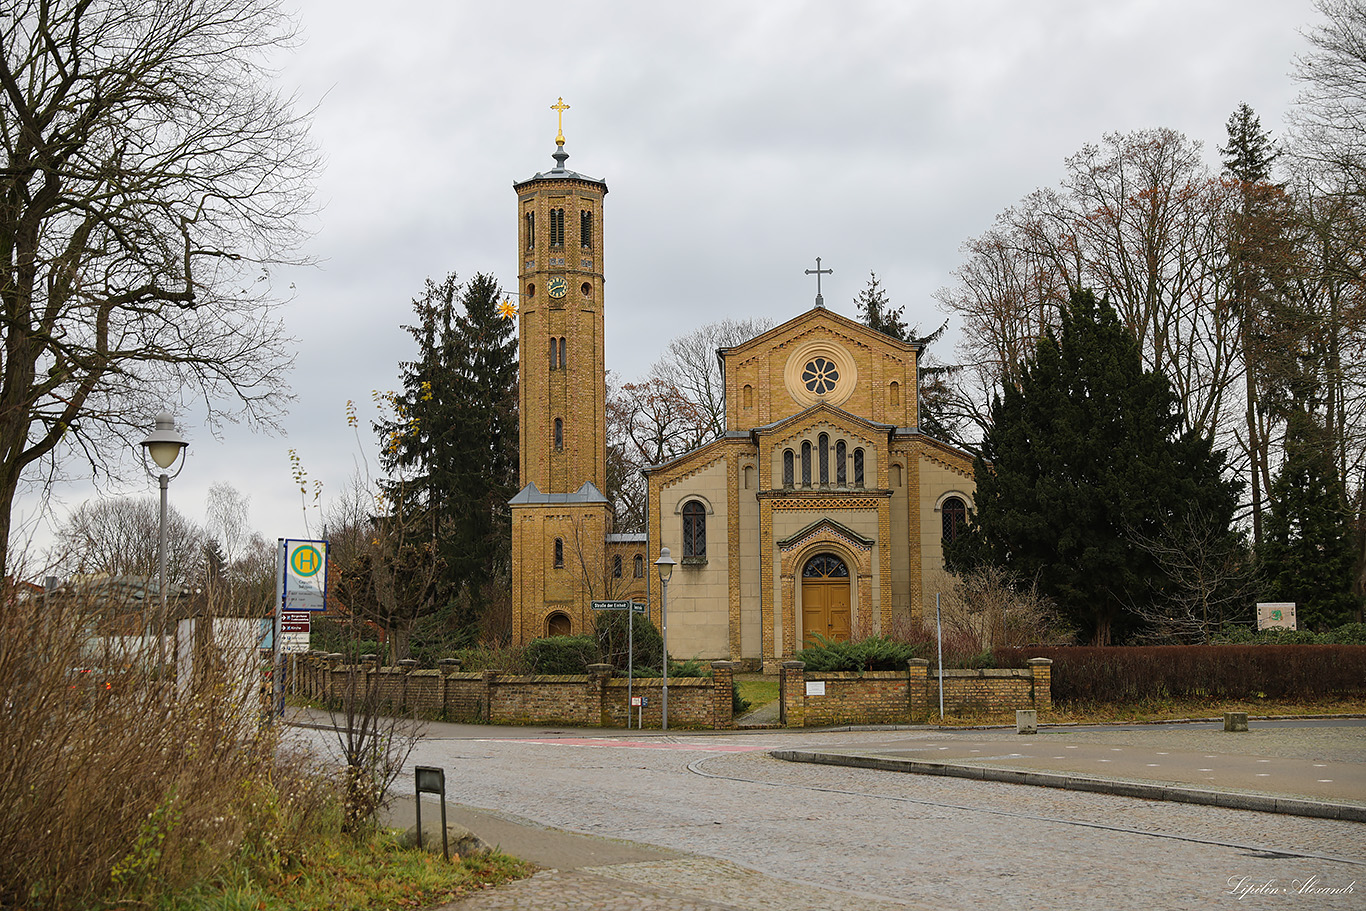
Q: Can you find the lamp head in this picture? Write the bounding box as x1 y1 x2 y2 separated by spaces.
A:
654 546 676 583
140 411 188 470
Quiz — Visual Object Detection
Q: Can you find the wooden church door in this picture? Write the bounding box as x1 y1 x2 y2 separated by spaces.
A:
801 553 851 644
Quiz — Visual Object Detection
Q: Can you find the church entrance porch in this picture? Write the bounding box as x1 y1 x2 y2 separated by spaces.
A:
800 553 851 646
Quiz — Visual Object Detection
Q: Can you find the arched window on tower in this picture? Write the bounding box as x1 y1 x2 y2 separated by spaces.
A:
682 500 706 559
549 338 558 369
890 381 900 406
559 337 567 368
554 538 564 568
634 554 644 578
549 208 565 247
580 210 593 249
554 418 563 450
836 440 847 485
743 385 753 409
853 448 865 487
801 441 812 487
525 211 534 250
942 496 967 543
818 433 830 485
783 449 794 487
613 555 623 578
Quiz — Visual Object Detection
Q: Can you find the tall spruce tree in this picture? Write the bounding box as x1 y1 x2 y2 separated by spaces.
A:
1260 402 1363 629
950 290 1240 645
854 272 959 441
378 272 518 636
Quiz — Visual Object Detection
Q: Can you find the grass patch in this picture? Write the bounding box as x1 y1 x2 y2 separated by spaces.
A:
736 676 779 710
154 830 532 911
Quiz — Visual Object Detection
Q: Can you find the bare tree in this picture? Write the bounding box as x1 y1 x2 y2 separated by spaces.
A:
652 317 774 442
1293 0 1366 193
0 0 317 577
49 496 206 585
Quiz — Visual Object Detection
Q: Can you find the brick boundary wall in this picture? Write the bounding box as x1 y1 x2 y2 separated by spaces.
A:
780 657 1052 726
294 652 736 730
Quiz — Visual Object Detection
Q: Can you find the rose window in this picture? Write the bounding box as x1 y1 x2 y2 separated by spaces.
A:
802 357 840 395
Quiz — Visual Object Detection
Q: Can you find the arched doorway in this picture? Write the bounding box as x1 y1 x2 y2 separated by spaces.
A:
546 611 571 637
801 553 851 645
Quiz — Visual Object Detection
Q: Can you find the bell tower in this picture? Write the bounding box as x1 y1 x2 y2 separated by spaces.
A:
509 99 612 644
513 98 607 494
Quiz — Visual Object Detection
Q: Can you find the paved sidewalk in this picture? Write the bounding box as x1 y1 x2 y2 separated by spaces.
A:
775 718 1366 822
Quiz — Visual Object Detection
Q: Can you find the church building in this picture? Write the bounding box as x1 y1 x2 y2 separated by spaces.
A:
509 114 975 671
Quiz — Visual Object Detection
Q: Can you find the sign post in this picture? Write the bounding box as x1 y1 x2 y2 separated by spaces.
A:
414 766 449 860
591 600 642 727
274 539 329 719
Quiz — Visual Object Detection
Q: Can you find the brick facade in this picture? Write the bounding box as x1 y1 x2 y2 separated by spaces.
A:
507 136 977 665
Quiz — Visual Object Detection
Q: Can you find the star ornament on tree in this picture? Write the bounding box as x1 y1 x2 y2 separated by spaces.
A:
497 299 518 320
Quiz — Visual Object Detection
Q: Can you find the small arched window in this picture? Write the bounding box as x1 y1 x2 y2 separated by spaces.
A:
783 449 794 487
942 496 967 543
890 381 900 406
801 441 812 487
613 554 623 578
554 538 564 568
854 448 865 487
549 207 565 247
554 418 563 449
818 433 830 485
744 465 755 489
525 211 535 250
633 554 644 578
891 463 902 487
743 384 753 408
559 337 567 368
580 210 593 249
550 338 558 369
682 500 706 559
836 440 847 485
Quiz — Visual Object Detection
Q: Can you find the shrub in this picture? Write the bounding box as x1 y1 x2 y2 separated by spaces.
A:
524 635 598 674
796 635 924 672
993 644 1366 704
593 611 663 672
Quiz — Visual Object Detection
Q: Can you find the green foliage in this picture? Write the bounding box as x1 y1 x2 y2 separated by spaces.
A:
310 617 381 661
1259 409 1363 630
378 272 519 639
732 682 751 716
796 635 924 672
593 611 664 672
951 290 1241 646
524 635 598 674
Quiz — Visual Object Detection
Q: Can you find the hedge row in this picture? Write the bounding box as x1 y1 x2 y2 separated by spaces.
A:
993 645 1366 704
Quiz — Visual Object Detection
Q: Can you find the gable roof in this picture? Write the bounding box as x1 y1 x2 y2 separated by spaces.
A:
720 305 923 365
749 401 897 442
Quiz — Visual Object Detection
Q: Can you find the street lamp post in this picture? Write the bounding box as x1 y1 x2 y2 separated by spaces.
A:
654 546 676 730
140 411 188 671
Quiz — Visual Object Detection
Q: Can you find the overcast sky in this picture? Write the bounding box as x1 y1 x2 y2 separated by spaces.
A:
15 0 1327 567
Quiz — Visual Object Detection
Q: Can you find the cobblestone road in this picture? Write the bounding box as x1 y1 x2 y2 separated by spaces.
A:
293 725 1365 910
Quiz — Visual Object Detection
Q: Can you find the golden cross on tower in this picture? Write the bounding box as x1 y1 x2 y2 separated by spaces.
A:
551 96 570 146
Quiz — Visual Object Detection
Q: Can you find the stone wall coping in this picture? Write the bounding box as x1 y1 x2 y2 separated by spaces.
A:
935 668 1032 678
605 677 714 688
807 670 911 680
1027 657 1054 666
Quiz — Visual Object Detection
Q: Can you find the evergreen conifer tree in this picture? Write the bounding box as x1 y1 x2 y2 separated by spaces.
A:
378 272 518 636
1260 407 1363 629
950 290 1240 645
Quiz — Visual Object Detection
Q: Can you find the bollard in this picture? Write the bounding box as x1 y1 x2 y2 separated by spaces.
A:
1016 709 1038 734
1224 711 1249 732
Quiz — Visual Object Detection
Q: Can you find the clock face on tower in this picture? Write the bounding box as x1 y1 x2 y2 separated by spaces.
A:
548 277 568 299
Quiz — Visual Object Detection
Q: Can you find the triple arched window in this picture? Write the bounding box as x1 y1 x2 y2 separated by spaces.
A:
783 439 866 489
682 500 706 559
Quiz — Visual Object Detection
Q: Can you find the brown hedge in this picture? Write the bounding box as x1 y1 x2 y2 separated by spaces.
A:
993 645 1366 704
